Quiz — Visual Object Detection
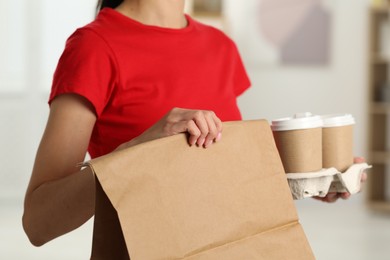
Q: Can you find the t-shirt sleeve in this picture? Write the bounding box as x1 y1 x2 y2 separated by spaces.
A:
49 28 117 117
231 43 251 97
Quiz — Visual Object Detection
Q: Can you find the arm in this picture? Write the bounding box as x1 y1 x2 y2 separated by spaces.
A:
23 94 97 246
23 95 223 246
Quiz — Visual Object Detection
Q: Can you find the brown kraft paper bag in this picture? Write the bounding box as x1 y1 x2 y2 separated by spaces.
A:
86 120 315 260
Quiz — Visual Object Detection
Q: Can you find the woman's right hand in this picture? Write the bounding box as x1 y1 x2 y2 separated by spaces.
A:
117 107 223 150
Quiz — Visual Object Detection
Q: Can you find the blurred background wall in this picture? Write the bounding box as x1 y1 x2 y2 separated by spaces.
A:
232 0 369 162
0 0 370 201
1 0 390 259
1 0 97 200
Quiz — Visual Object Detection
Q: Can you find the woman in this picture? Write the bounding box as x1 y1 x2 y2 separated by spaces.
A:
23 0 248 247
22 0 364 258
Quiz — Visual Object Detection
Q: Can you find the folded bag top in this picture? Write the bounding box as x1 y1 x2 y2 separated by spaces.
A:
87 120 315 260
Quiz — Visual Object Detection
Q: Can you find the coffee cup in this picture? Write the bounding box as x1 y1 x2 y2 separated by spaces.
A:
271 113 323 173
321 114 355 172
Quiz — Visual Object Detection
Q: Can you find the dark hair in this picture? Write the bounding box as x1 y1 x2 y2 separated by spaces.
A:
96 0 124 12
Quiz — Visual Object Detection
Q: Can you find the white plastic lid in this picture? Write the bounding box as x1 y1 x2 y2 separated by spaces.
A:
271 112 323 131
321 114 355 128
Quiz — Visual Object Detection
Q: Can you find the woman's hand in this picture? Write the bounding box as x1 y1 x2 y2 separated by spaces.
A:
314 157 368 203
117 107 223 150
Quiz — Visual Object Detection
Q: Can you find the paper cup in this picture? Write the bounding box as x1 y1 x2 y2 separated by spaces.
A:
321 114 355 172
271 113 323 173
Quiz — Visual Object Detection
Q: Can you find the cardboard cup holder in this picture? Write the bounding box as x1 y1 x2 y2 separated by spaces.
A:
286 163 372 200
271 112 370 200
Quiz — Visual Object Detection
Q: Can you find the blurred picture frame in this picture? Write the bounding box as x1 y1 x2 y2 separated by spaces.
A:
193 0 223 16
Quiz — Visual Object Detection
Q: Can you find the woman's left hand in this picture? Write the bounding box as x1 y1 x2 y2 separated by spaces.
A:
313 157 368 203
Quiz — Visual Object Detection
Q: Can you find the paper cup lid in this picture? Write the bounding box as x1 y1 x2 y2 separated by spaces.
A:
321 114 355 127
271 112 323 131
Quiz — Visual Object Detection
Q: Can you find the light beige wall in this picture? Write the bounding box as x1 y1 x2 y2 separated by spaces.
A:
225 0 370 158
0 0 371 200
0 0 96 200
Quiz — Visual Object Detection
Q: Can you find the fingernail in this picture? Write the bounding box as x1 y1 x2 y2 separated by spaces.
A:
197 138 205 147
215 132 222 142
341 193 351 200
189 138 195 147
204 139 213 148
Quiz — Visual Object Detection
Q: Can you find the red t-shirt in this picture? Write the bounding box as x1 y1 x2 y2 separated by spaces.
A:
49 8 251 158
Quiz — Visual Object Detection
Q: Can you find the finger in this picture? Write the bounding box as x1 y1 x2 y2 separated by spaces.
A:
324 192 338 203
192 111 209 147
340 192 351 200
186 120 202 146
354 157 365 163
170 120 201 146
212 114 223 142
203 112 219 148
215 132 222 142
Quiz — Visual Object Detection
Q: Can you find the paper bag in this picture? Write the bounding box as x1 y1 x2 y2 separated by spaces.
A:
87 120 315 259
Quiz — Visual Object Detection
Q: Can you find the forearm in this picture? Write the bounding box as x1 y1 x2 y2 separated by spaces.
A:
23 167 95 246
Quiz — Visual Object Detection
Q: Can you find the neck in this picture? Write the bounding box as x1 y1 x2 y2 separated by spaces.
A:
116 0 186 29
